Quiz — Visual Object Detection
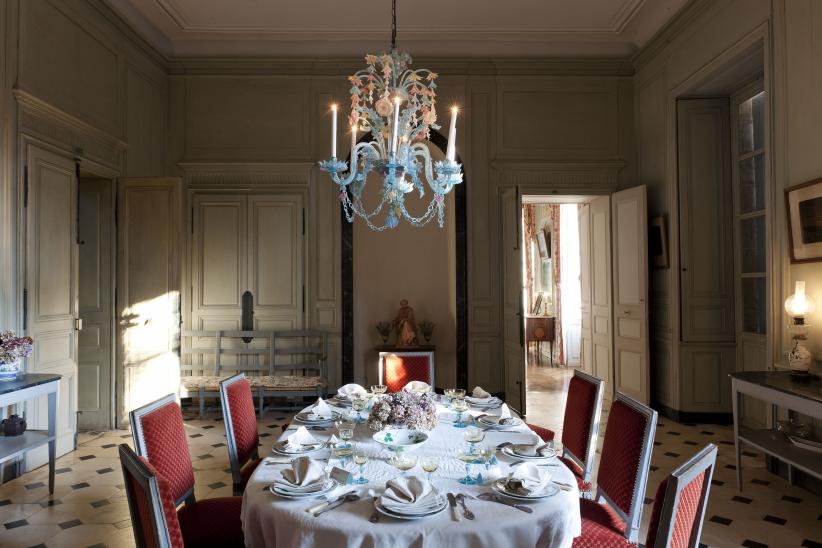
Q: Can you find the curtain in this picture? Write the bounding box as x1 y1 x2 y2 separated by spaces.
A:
523 204 536 313
549 204 564 365
559 204 582 366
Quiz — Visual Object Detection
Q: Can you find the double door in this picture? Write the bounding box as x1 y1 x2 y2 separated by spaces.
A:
190 193 305 337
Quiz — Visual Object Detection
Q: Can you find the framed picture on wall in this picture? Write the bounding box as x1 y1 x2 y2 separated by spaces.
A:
648 215 669 269
786 178 822 263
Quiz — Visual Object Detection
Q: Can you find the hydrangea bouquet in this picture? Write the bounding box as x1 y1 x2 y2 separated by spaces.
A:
368 390 437 432
0 330 33 380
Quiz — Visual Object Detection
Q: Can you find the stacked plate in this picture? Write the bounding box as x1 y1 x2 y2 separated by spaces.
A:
476 415 523 429
269 478 337 500
465 396 503 410
376 493 448 520
294 410 341 424
326 396 351 407
271 439 326 456
492 478 559 500
500 444 557 460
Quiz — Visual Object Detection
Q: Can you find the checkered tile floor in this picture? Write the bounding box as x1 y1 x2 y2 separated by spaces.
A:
0 379 818 547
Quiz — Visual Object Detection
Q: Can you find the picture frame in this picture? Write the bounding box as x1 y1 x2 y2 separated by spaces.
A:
536 230 549 259
786 178 822 263
648 215 669 269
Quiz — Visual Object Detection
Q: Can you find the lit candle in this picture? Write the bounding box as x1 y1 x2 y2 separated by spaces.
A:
350 124 357 155
446 106 458 162
331 104 338 158
391 96 401 155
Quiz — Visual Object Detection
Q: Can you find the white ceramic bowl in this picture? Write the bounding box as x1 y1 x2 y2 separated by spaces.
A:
372 428 429 452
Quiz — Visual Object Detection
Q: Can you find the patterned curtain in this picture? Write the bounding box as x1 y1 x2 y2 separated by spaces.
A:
549 204 565 365
523 204 536 312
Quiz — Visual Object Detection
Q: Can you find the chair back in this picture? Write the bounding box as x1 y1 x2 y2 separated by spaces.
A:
379 351 435 393
595 392 658 543
645 444 717 548
560 369 604 482
220 373 260 493
130 394 196 506
119 444 184 548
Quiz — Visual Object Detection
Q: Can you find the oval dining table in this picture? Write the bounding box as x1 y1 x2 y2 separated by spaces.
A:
241 397 582 548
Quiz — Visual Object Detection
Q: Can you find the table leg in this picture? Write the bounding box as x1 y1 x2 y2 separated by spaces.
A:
47 390 57 495
731 381 742 491
549 340 554 367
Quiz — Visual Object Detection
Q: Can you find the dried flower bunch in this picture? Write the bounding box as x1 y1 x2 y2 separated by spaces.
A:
368 391 437 432
0 330 33 364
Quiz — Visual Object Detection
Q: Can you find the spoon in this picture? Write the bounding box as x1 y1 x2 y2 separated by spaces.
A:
368 488 380 523
476 493 533 513
456 493 475 520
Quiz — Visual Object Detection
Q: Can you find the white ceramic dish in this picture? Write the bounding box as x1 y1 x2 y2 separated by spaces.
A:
295 411 342 423
269 479 336 499
500 445 556 461
477 416 523 428
372 429 429 452
271 441 326 456
375 498 448 520
492 479 560 500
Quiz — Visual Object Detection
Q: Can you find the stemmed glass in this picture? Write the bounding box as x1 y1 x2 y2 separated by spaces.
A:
351 396 367 424
389 453 418 477
371 384 387 396
334 419 355 464
352 444 369 484
451 398 469 429
455 443 483 485
463 427 485 452
421 455 440 484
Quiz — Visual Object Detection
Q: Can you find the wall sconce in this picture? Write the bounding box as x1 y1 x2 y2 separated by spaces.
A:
785 280 815 375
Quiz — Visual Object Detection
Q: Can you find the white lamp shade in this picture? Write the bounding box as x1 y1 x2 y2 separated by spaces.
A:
785 281 816 318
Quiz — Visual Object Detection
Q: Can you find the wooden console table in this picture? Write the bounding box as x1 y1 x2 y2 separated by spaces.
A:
0 374 61 493
730 371 822 491
525 316 555 366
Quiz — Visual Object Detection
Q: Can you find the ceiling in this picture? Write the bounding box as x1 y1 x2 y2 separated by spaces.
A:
106 0 689 58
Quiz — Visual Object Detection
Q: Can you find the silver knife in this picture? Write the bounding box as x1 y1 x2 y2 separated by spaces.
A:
313 493 360 516
306 490 355 515
447 492 461 522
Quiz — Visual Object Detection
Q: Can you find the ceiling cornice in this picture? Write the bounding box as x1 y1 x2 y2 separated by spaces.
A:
630 0 714 69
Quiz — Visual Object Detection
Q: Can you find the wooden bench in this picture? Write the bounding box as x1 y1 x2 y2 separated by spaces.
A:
180 329 327 417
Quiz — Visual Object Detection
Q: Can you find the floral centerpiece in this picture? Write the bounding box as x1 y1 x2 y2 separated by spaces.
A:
0 330 33 381
368 391 437 432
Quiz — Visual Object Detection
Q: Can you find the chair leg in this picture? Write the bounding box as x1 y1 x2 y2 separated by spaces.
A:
258 388 265 419
199 388 205 417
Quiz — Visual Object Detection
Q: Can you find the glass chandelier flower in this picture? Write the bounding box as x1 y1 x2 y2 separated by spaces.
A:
319 0 463 230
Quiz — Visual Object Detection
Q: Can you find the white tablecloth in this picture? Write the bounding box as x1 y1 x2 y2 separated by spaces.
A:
241 400 582 548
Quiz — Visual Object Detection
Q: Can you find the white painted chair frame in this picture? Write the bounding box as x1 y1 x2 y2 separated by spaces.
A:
648 444 718 548
594 391 658 544
561 369 605 487
119 443 174 548
219 373 260 496
377 350 436 391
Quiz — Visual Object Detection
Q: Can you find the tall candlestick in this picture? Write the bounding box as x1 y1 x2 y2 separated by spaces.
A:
331 104 338 158
446 106 458 162
391 96 401 155
350 125 357 156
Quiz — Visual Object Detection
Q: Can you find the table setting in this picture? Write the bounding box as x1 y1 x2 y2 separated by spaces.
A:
241 384 582 547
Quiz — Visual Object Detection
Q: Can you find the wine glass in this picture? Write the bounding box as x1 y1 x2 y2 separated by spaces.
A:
455 443 482 485
389 453 418 477
463 427 485 453
352 444 368 484
451 398 469 428
335 419 355 463
371 384 387 396
420 455 440 484
351 397 367 424
453 388 466 400
480 445 495 470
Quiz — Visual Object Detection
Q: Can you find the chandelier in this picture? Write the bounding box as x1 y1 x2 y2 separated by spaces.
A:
318 0 463 230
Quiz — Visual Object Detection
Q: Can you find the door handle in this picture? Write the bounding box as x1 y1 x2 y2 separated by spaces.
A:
75 318 83 331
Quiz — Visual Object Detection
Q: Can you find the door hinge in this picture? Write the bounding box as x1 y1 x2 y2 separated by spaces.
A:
302 208 306 236
23 166 28 208
22 289 28 330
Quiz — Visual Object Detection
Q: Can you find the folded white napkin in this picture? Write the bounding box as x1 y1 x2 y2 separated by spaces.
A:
285 426 320 451
511 439 554 457
277 457 326 490
472 386 491 399
499 403 512 419
337 383 368 399
381 476 439 510
506 463 551 496
402 381 431 393
308 398 334 419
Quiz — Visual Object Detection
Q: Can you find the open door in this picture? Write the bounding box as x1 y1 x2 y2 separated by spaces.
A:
578 203 593 375
25 144 79 466
116 178 181 427
501 187 525 415
590 196 613 397
611 185 650 404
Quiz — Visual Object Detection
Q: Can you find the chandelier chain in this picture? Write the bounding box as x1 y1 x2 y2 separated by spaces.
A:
391 0 397 50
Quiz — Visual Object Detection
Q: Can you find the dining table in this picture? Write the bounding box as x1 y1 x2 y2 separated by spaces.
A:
240 396 582 548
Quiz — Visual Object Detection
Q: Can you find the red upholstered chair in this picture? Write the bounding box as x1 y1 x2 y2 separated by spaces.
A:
119 444 184 548
219 373 261 495
378 351 435 393
130 394 245 548
572 392 658 547
527 370 604 497
645 444 717 548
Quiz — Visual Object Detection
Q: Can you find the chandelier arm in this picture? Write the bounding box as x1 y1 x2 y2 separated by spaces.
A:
409 143 437 191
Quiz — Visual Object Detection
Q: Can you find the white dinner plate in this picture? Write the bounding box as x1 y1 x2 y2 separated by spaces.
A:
477 416 523 428
271 441 326 456
492 478 560 500
500 445 557 461
270 479 336 499
375 498 448 520
294 411 341 423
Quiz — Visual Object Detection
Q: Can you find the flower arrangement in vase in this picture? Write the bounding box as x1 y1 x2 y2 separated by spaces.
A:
0 330 33 381
418 320 435 343
375 321 392 344
367 391 437 432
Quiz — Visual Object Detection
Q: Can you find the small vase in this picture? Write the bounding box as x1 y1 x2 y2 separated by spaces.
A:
0 360 20 381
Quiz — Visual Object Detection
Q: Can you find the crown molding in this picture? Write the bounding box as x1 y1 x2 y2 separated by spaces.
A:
178 162 314 188
631 0 714 69
87 0 171 66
